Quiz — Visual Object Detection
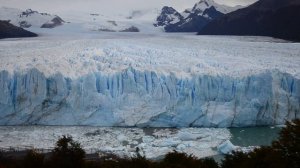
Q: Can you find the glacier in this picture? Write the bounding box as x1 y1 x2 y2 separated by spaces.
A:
0 35 299 127
0 68 299 127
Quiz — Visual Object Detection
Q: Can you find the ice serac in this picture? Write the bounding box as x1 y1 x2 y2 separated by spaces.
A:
0 68 299 127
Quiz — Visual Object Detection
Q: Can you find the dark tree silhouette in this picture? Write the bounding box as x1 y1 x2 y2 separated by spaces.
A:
23 150 45 168
161 151 219 168
222 119 300 168
272 119 300 168
49 135 85 168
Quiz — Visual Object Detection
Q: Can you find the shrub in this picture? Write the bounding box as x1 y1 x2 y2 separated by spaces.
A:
23 149 45 168
221 151 249 168
49 135 85 168
222 119 300 168
119 156 153 168
272 119 300 168
200 158 219 168
160 151 219 168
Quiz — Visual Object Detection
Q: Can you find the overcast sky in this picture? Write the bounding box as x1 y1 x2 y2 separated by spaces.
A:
0 0 258 16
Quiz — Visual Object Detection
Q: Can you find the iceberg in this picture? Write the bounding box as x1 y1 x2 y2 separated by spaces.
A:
217 140 237 154
218 140 259 155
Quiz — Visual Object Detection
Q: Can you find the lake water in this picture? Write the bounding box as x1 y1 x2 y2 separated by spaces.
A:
230 126 281 147
0 126 281 159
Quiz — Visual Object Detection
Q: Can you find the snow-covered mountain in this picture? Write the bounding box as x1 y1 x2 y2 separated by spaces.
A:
33 8 163 34
189 0 242 15
154 0 243 32
0 1 244 34
0 6 161 34
0 20 37 38
153 6 183 27
0 7 65 28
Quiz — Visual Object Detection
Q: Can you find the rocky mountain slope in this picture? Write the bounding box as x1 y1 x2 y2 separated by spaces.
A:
154 0 242 32
0 7 64 29
0 20 37 38
198 0 300 41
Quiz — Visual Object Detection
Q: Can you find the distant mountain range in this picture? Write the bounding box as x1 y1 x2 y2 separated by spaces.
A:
0 7 64 29
0 6 148 36
0 20 37 39
198 0 300 41
1 0 299 41
154 0 242 32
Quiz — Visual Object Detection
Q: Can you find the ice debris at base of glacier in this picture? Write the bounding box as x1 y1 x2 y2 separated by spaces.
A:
218 140 237 154
218 140 258 155
0 35 300 127
0 126 231 159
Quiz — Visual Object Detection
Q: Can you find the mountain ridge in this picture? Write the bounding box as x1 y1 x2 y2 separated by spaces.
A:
0 7 65 29
0 20 37 39
154 0 243 32
198 0 300 41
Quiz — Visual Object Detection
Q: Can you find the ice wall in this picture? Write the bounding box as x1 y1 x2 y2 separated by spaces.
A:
0 68 299 127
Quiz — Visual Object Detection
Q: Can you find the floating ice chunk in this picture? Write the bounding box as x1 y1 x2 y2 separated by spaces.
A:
235 146 259 153
183 147 218 158
195 142 212 149
143 147 172 159
200 136 213 142
155 138 181 147
217 140 237 154
177 131 200 141
218 140 259 155
176 143 187 150
131 140 139 145
102 146 126 152
117 134 127 142
142 136 155 143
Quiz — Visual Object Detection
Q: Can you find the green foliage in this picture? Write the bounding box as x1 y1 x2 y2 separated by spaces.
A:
247 147 285 168
49 135 85 168
272 119 300 168
161 151 200 168
222 119 300 168
221 151 249 168
160 151 219 168
222 147 285 168
23 150 45 168
199 158 220 168
120 156 154 168
82 151 218 168
82 154 155 168
0 152 22 168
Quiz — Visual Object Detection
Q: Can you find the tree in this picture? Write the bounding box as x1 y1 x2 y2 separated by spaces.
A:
222 119 300 168
272 119 300 168
23 149 45 168
161 151 219 168
49 135 85 168
221 151 248 168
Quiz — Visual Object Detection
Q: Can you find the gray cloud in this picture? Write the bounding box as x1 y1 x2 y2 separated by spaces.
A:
215 0 257 6
0 0 257 16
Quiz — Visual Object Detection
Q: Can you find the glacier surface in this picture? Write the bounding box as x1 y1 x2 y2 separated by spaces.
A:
0 34 299 127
